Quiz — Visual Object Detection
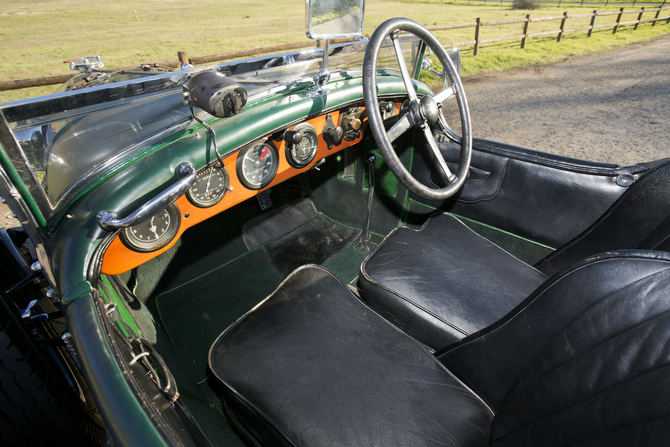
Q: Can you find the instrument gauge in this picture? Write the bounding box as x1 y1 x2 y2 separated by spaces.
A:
121 203 181 253
237 140 279 190
187 164 230 207
285 123 318 168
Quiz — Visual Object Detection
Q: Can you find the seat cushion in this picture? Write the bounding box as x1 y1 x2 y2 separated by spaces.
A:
359 213 547 350
209 265 493 447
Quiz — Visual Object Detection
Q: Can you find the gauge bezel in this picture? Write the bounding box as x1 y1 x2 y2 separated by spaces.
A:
120 203 181 253
186 163 230 208
236 139 280 190
285 123 318 169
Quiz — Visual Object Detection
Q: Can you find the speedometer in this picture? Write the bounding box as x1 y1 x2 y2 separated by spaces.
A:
285 123 318 168
236 140 279 190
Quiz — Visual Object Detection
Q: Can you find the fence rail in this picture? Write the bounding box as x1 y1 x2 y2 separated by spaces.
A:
1 5 668 93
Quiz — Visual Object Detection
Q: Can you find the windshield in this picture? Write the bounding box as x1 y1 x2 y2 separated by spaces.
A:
0 35 429 225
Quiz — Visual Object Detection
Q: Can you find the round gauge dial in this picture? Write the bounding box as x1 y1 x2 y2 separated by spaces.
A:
236 141 279 190
121 203 181 253
187 164 230 207
286 123 318 168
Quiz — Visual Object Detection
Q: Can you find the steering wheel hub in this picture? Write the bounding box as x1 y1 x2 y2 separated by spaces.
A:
420 95 440 126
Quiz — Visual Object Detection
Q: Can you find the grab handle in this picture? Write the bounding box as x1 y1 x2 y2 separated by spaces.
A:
97 163 195 231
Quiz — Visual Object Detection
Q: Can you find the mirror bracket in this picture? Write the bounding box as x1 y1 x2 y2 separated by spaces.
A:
307 40 331 98
305 0 365 91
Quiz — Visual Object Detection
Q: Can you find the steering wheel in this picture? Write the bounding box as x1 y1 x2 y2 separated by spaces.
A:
363 18 472 201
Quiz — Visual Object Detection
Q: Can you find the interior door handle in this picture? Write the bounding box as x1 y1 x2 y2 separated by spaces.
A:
97 163 195 231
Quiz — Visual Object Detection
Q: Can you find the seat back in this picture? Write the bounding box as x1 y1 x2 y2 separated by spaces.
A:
536 160 670 277
439 251 670 446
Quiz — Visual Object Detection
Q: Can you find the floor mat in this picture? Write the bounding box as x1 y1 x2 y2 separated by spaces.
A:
241 197 317 250
263 213 361 277
156 248 284 383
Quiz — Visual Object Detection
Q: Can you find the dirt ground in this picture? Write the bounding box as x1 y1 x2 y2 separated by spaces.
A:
1 35 668 229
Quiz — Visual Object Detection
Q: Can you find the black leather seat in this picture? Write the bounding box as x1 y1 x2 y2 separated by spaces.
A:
360 160 670 350
210 253 670 446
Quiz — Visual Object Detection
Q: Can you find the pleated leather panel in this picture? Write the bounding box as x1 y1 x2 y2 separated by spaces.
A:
491 266 670 447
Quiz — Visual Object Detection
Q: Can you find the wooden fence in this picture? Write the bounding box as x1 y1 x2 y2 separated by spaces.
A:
1 5 668 93
432 5 670 56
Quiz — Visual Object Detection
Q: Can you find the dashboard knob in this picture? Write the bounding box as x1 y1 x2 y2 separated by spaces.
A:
324 126 344 146
283 129 303 144
379 101 394 114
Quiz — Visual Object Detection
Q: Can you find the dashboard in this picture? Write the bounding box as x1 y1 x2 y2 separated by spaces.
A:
100 105 370 275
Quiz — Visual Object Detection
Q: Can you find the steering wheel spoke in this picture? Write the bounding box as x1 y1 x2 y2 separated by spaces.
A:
433 85 455 104
390 31 418 101
387 114 413 144
424 127 456 183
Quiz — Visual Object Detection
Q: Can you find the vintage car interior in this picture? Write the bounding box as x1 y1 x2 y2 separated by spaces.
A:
1 1 669 446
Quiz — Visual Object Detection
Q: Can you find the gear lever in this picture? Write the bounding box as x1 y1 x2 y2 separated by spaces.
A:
359 155 376 254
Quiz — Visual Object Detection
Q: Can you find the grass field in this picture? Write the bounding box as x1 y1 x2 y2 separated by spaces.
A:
1 0 668 103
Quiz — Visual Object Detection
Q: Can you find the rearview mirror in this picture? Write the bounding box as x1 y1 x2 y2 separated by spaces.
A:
306 0 365 40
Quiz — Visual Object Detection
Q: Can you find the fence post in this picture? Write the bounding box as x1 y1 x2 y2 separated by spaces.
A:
588 10 597 37
613 8 624 34
177 51 189 65
634 7 644 30
652 6 661 26
474 18 481 56
557 11 568 42
521 14 531 49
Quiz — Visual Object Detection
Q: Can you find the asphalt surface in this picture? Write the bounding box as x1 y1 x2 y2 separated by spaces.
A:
456 34 670 166
1 35 668 229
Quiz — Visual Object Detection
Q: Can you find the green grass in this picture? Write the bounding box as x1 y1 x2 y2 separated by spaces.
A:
1 0 668 103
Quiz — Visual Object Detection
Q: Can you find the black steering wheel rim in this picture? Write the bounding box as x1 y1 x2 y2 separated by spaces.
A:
363 17 473 201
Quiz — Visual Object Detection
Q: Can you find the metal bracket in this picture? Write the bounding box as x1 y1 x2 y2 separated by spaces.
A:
21 299 63 323
69 56 104 72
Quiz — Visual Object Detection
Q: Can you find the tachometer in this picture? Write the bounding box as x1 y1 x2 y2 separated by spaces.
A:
285 123 318 168
187 164 230 207
236 140 279 190
121 203 181 252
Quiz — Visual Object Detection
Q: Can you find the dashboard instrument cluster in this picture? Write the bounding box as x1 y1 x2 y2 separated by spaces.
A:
101 106 372 275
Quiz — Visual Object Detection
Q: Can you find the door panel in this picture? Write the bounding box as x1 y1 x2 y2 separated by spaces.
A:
410 135 638 249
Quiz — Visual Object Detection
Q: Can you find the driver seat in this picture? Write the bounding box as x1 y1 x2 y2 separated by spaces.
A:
210 252 670 446
359 159 670 350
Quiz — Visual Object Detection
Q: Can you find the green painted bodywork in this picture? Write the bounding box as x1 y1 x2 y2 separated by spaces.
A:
64 293 171 447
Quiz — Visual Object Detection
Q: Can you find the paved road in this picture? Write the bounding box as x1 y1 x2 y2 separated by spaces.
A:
453 34 670 166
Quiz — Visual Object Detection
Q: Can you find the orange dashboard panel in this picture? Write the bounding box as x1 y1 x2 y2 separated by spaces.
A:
101 109 367 275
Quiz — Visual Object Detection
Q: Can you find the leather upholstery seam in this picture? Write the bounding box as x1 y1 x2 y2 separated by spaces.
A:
503 278 670 406
360 273 471 337
448 213 546 275
429 157 510 205
493 363 670 445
